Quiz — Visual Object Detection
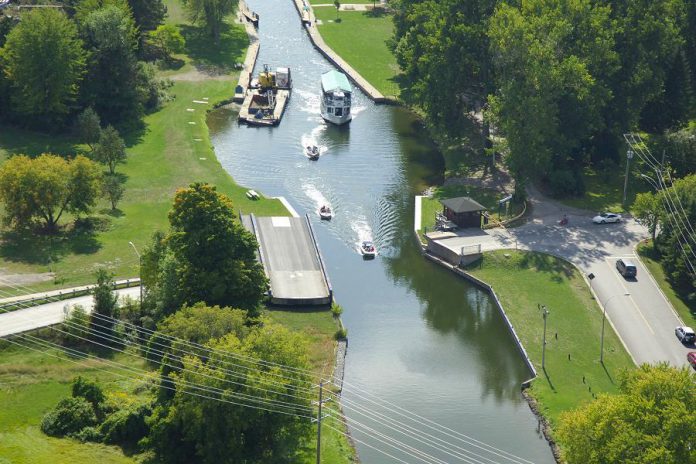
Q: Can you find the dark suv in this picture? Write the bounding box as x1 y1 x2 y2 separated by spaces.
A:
616 258 637 278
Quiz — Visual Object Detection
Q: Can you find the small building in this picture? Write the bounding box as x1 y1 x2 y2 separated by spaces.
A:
439 196 487 228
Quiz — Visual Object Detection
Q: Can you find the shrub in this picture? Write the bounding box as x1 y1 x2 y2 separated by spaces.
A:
330 303 343 317
99 404 151 446
73 425 103 443
335 328 348 340
72 376 105 411
41 397 97 437
62 305 90 346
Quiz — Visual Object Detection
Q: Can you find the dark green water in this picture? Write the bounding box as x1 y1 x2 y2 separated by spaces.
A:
208 2 555 462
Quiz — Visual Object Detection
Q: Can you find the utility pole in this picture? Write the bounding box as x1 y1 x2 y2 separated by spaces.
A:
623 149 634 207
541 305 549 371
600 305 606 364
313 380 330 464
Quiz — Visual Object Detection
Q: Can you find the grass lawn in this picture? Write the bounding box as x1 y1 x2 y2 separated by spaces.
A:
419 184 523 239
557 165 651 213
0 6 287 294
314 8 400 98
0 342 150 464
309 0 376 4
637 241 695 324
464 251 635 427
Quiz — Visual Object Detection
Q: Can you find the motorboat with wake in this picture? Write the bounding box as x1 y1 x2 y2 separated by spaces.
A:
305 145 320 160
319 205 332 220
360 241 376 259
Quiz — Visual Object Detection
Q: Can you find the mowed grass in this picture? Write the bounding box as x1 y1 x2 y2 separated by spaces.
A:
0 13 287 294
314 8 400 98
637 242 695 324
464 251 635 427
0 342 152 464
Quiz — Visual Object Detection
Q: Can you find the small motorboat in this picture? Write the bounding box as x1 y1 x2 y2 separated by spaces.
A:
305 145 320 160
319 205 332 220
360 241 376 259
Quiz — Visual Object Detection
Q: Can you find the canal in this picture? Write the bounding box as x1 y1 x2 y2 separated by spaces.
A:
208 2 556 462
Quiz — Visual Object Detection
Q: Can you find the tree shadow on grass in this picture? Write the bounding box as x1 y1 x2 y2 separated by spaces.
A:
0 125 82 158
0 218 106 265
363 7 388 18
518 252 574 282
179 23 247 75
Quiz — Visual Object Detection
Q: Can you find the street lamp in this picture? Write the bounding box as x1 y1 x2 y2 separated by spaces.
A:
539 304 550 371
640 173 660 191
588 273 629 363
128 241 142 307
623 149 634 207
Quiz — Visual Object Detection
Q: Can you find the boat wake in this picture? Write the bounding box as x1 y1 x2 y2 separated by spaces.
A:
302 183 331 213
351 218 375 255
300 127 328 158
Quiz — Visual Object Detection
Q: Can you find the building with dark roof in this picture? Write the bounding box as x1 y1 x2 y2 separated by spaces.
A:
439 196 487 228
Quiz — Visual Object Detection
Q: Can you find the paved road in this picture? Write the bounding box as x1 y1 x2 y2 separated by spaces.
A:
431 188 693 367
0 288 140 337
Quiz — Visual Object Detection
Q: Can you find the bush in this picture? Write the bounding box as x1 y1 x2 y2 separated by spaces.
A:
99 404 151 446
72 376 105 411
330 302 343 317
41 397 98 437
335 327 348 340
547 169 585 197
73 425 103 443
62 305 90 346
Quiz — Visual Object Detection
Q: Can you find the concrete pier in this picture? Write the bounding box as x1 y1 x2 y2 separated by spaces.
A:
243 214 332 306
234 1 261 103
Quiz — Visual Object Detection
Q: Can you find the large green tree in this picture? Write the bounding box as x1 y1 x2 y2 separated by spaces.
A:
183 0 237 43
558 364 695 464
147 323 312 464
167 183 267 312
487 0 617 193
0 154 102 231
81 5 143 124
128 0 167 31
391 0 496 134
0 8 86 126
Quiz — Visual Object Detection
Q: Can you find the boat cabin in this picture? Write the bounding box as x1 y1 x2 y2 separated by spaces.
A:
321 70 352 121
439 196 487 228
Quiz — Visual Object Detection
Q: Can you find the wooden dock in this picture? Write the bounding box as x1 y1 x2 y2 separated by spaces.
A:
234 1 261 103
242 214 332 306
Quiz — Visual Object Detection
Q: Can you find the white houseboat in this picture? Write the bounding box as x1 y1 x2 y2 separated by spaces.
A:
320 70 352 125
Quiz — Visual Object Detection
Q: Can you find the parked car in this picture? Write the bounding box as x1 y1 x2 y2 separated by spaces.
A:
616 258 637 278
687 352 696 368
593 212 622 224
675 326 696 344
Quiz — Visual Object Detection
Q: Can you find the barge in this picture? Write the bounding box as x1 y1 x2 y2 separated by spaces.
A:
239 65 292 126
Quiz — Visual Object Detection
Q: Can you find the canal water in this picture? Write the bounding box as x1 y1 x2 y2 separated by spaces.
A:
208 2 555 462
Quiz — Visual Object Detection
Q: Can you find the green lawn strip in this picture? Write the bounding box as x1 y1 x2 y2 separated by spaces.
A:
556 165 651 213
264 307 356 463
314 8 400 98
419 185 523 239
0 14 287 294
637 242 695 324
464 251 634 427
0 343 151 464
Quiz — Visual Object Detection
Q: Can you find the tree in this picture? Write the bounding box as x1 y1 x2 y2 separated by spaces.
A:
93 125 127 174
558 364 696 464
148 24 185 61
74 0 132 25
184 0 237 43
167 183 268 312
103 174 125 211
487 0 617 190
128 0 167 31
632 191 661 241
334 0 340 20
147 323 312 464
41 397 98 438
81 5 144 124
76 107 102 152
0 154 102 231
91 268 119 346
0 8 86 126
